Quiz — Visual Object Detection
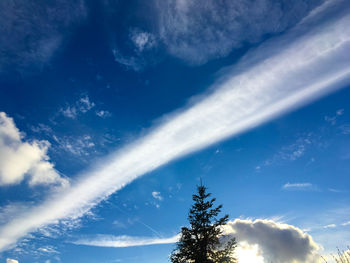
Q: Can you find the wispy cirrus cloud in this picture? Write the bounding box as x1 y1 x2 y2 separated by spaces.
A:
72 234 179 248
0 0 350 252
282 183 318 191
130 29 157 53
323 224 336 229
0 0 86 74
156 0 324 64
60 95 95 119
342 221 350 226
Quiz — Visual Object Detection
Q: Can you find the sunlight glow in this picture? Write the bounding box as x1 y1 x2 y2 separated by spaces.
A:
0 0 350 252
236 242 265 263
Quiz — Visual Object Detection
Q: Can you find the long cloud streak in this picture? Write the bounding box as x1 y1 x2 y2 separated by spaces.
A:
72 234 180 248
1 1 350 251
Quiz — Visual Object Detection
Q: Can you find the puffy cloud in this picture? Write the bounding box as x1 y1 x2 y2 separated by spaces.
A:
223 219 321 263
6 259 19 263
0 112 68 187
156 0 323 64
0 0 86 74
235 242 265 263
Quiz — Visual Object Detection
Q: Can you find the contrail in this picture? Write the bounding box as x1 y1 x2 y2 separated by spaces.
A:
1 0 350 251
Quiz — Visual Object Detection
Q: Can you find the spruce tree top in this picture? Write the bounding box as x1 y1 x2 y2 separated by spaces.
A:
170 183 237 263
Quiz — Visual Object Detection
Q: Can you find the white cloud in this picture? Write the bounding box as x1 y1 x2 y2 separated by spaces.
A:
79 96 95 113
0 112 68 187
111 29 157 71
130 29 156 52
323 224 336 229
336 109 344 116
112 49 144 72
152 191 163 201
53 134 95 156
61 106 78 119
339 124 350 135
30 123 52 134
37 245 58 254
156 0 324 64
112 220 126 228
0 1 350 251
282 183 317 191
60 95 95 119
96 110 112 118
235 242 265 263
6 259 18 263
257 134 314 170
72 234 179 248
223 219 321 263
325 108 344 125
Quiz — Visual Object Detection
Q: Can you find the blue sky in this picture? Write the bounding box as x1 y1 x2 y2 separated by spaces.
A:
0 0 350 262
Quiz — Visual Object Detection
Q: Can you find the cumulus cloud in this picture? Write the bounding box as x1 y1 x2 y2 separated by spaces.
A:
0 0 349 252
72 234 179 248
0 0 86 74
223 219 321 263
6 259 18 263
156 0 323 64
235 242 265 263
0 112 68 187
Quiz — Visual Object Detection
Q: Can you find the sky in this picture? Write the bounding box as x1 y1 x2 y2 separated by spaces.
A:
0 0 350 262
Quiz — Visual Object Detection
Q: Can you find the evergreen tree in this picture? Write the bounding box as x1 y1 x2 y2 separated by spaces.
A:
170 183 237 263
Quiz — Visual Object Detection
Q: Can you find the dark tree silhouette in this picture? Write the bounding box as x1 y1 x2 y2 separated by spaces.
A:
170 183 237 263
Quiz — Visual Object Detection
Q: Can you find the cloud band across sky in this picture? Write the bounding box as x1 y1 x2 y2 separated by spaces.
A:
72 219 320 263
0 0 350 252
